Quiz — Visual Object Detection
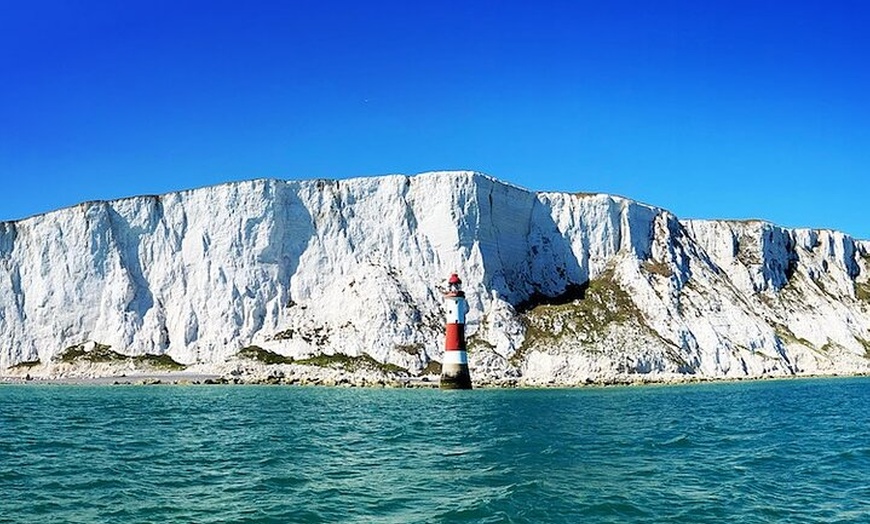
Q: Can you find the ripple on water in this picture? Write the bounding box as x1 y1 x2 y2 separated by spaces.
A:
2 379 870 523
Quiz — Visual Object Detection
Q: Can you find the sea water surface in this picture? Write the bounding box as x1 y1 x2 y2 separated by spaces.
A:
1 378 869 523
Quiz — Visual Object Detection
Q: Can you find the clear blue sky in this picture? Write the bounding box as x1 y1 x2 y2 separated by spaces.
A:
2 1 868 237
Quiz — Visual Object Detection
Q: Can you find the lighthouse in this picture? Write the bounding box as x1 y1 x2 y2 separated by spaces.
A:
441 273 472 389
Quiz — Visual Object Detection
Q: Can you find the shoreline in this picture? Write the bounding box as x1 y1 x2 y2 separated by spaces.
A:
2 370 868 388
0 372 222 386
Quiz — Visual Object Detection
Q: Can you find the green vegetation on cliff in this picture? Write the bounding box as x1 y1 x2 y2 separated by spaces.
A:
518 270 641 354
237 346 407 375
55 343 185 370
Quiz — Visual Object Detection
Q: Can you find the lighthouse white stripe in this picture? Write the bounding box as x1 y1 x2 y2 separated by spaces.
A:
443 350 468 364
444 297 468 324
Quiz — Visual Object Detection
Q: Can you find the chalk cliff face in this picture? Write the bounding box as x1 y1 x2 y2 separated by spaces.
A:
2 172 869 383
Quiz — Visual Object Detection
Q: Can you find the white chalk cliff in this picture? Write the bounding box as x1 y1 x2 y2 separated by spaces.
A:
2 172 870 383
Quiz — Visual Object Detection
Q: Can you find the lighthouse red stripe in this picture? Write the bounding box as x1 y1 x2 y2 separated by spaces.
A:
444 323 466 351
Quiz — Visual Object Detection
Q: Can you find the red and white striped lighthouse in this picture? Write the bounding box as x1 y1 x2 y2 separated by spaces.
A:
441 273 472 389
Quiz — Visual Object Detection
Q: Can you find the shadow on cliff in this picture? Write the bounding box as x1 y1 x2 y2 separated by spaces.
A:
514 281 589 313
107 202 158 318
257 181 315 313
480 190 590 312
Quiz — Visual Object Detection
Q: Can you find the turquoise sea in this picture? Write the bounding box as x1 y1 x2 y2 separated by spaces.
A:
1 378 869 523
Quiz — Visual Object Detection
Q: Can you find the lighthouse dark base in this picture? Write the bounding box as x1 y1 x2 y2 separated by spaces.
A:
440 363 472 390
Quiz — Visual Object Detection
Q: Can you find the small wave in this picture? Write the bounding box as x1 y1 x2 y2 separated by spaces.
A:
660 434 690 447
5 383 870 523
